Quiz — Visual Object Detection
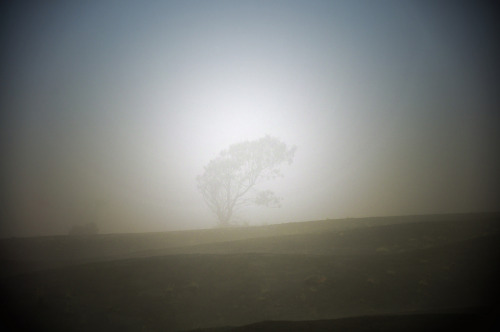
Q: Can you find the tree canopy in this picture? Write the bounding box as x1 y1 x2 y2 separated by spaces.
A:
197 135 296 226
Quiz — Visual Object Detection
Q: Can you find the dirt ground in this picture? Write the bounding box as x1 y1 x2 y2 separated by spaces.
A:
1 213 499 331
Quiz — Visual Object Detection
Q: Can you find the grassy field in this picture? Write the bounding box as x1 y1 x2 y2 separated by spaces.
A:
1 212 499 331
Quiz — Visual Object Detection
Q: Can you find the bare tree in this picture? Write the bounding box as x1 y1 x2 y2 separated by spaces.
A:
197 135 296 226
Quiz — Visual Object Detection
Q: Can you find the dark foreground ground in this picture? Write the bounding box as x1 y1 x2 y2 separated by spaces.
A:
1 213 499 331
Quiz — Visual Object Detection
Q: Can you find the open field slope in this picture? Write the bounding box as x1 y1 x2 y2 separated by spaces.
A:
186 311 499 332
1 213 500 331
1 213 498 273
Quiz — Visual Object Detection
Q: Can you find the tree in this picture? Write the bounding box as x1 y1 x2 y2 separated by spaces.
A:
197 135 296 226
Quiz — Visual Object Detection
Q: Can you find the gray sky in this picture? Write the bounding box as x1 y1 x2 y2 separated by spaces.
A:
1 1 499 236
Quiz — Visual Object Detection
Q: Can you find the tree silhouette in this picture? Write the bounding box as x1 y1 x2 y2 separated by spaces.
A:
197 135 296 226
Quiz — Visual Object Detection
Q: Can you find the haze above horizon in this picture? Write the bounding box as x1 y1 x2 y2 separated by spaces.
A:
1 1 498 236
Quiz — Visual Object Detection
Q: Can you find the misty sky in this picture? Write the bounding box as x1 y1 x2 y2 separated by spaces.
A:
1 1 499 236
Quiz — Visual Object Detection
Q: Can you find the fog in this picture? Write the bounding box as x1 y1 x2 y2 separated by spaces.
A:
1 1 498 237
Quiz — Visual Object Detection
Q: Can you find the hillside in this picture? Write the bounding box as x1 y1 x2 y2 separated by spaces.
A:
1 213 498 274
1 213 499 331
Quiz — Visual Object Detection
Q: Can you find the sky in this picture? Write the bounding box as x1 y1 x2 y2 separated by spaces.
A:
1 1 499 237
